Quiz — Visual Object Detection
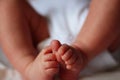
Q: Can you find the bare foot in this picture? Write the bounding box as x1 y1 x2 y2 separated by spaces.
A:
51 40 88 80
25 46 59 80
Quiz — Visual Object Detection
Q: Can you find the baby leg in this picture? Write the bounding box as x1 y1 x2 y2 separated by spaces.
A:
25 46 59 80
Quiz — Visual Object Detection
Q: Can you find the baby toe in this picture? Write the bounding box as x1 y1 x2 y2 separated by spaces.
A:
58 44 70 56
61 49 73 61
56 44 70 62
65 53 77 65
51 40 61 51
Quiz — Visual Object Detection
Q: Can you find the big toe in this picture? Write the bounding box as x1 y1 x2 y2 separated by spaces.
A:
51 40 61 51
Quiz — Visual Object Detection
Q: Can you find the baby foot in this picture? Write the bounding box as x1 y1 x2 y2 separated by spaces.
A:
51 40 88 80
25 46 59 80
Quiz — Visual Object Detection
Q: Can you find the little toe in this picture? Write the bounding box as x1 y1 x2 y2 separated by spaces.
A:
58 44 70 56
61 49 73 61
65 53 77 65
66 60 81 71
56 44 70 62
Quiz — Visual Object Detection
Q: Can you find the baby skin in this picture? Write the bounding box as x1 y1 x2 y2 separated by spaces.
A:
51 40 88 80
25 46 59 80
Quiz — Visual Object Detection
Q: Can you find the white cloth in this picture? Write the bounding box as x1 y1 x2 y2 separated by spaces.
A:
29 0 91 47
